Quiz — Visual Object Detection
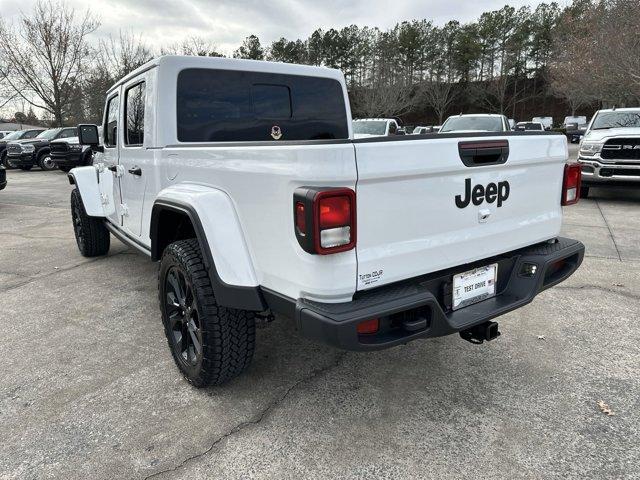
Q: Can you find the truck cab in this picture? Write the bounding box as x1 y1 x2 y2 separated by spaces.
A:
69 56 584 387
532 116 553 130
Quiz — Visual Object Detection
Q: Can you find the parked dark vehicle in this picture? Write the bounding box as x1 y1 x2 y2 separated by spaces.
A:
565 123 588 143
0 166 6 190
0 129 45 168
50 137 94 172
6 127 76 171
50 127 101 172
514 122 545 132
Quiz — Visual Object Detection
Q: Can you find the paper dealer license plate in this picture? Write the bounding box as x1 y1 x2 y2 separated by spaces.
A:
452 264 498 310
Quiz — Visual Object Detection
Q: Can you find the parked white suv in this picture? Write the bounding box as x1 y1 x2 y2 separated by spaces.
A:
532 117 553 130
69 56 584 387
353 118 400 138
440 114 511 133
578 107 640 196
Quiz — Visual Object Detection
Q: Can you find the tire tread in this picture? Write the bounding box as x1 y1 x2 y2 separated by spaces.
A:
159 238 255 387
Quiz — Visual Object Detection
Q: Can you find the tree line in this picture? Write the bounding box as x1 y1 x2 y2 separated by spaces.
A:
0 0 637 128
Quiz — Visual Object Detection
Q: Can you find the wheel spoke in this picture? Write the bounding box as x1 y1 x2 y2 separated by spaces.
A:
181 325 190 359
172 329 183 349
168 310 181 329
187 320 202 356
177 273 188 304
166 291 181 309
167 271 184 303
184 285 193 309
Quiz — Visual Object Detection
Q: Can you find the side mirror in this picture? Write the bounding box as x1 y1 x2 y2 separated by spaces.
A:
78 124 103 152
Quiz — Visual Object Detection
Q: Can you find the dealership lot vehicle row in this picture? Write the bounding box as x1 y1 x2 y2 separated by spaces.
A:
1 169 639 479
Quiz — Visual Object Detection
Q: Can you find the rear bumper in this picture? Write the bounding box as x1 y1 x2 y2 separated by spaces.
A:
267 237 584 351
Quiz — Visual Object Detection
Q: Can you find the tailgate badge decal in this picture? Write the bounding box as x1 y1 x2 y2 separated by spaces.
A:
455 178 510 209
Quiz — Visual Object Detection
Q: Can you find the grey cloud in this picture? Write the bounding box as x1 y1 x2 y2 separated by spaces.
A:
2 0 546 54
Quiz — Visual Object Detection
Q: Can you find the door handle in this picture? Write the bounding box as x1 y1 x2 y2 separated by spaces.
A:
128 166 142 176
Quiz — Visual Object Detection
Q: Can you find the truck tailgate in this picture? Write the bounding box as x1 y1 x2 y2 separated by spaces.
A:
354 134 567 291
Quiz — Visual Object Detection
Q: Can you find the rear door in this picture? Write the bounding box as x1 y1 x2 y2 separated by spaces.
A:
119 78 150 237
99 92 123 225
353 134 567 291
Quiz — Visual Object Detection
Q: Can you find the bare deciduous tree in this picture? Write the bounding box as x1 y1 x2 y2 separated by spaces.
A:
351 83 417 118
180 36 225 57
98 30 153 80
418 80 456 123
551 0 640 107
0 0 99 126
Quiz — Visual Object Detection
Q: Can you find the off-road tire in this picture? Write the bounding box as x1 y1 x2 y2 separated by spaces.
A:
70 188 110 257
38 151 56 171
159 238 256 387
19 165 32 171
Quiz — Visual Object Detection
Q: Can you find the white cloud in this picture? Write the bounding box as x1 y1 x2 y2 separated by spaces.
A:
1 0 550 54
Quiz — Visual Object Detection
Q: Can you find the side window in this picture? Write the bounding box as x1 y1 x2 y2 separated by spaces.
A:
104 95 119 147
125 82 146 146
388 122 397 135
59 128 76 139
24 130 41 139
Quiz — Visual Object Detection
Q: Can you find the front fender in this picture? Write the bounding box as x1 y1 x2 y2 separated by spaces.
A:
152 184 265 311
68 166 105 217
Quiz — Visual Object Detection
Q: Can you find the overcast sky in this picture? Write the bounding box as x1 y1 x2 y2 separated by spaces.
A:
1 0 561 55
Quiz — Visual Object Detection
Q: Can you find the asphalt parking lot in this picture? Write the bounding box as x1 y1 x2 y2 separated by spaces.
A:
1 155 640 479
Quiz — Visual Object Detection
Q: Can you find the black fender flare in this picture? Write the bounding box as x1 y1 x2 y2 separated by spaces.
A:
150 199 266 312
36 147 51 161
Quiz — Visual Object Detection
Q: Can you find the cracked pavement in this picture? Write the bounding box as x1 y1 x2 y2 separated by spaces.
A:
1 155 640 479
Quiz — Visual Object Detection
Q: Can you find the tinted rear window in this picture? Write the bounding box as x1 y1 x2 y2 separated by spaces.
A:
177 69 348 142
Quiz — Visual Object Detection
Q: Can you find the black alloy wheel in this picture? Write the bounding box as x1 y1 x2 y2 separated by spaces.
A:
164 266 203 368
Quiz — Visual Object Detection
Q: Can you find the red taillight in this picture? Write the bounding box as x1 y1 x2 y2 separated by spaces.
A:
562 163 581 206
314 189 356 254
295 202 306 235
356 318 379 335
318 195 351 229
293 187 356 254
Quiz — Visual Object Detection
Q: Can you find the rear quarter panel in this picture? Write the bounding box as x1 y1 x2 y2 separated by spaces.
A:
156 143 358 302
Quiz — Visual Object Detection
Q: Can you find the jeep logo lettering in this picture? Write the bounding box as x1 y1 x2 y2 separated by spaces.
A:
455 178 510 209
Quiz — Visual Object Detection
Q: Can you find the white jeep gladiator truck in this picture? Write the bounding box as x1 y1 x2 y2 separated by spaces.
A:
69 56 584 387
